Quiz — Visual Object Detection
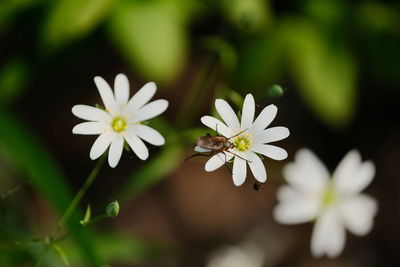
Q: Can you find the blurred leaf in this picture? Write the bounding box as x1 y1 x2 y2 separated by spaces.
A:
227 88 244 108
0 58 30 106
355 2 400 85
62 233 173 265
118 117 184 201
356 2 400 33
0 110 102 266
234 28 285 95
108 0 190 84
201 36 237 74
180 127 209 143
303 0 345 28
120 142 183 201
52 244 70 266
41 0 116 51
0 0 37 29
221 0 271 32
282 18 357 128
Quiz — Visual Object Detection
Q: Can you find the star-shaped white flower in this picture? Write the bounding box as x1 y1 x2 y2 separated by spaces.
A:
72 73 168 168
200 94 289 186
273 149 378 258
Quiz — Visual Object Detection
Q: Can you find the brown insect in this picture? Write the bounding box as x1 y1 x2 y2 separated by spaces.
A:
185 128 248 162
185 128 261 191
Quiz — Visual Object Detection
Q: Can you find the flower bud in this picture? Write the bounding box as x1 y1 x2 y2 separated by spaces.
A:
266 84 284 98
106 201 119 218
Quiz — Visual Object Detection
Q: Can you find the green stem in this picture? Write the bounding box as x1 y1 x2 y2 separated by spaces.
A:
53 155 106 238
54 214 109 244
32 156 106 267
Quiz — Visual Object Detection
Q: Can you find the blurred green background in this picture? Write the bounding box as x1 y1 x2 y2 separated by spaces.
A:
0 0 399 266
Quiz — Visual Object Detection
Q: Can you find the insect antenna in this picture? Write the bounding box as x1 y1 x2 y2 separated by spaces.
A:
227 128 249 140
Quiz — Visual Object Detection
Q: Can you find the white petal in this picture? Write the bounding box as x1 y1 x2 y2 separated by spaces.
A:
72 105 111 122
240 94 255 130
247 151 267 183
108 136 124 168
72 122 107 135
205 152 233 172
200 116 233 137
276 185 299 203
340 194 378 236
311 208 346 258
283 149 330 194
215 99 240 131
130 99 168 122
127 82 156 112
251 104 277 132
232 157 247 186
333 150 375 194
252 144 288 160
114 73 130 105
253 127 290 144
94 76 116 112
130 124 165 146
124 131 149 160
274 187 319 224
195 146 212 153
89 133 114 160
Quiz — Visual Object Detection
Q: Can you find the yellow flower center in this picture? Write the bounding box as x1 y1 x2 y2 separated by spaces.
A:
234 134 252 152
321 184 338 207
112 117 127 132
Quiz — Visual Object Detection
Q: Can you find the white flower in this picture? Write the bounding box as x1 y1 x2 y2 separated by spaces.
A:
206 245 264 267
206 228 268 267
200 94 289 186
274 149 378 258
72 73 168 168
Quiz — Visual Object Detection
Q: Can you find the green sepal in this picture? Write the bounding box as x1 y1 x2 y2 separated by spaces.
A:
79 204 91 226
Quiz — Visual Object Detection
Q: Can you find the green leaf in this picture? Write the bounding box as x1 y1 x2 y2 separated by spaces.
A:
0 0 37 30
283 18 357 129
40 0 116 51
52 244 70 266
200 36 237 74
0 110 102 266
0 58 30 106
221 0 271 32
62 233 172 265
108 0 189 84
234 28 285 95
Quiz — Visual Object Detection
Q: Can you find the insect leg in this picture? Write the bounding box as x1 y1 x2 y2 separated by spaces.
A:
225 150 252 163
220 152 233 174
184 151 214 161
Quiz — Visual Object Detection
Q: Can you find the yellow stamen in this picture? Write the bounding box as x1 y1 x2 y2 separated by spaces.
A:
112 117 127 132
322 184 338 207
234 134 252 152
